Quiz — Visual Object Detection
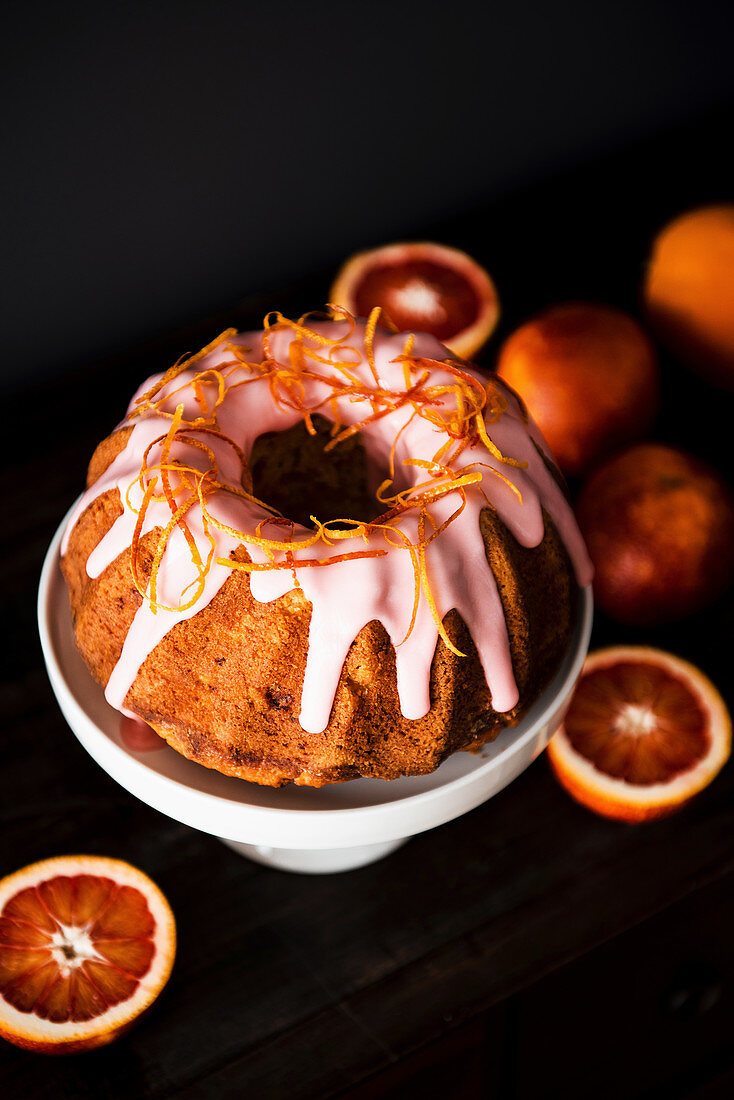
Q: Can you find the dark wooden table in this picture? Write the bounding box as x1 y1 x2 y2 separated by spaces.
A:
2 105 733 1098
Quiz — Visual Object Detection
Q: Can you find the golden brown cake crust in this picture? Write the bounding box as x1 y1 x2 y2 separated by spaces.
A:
61 428 576 787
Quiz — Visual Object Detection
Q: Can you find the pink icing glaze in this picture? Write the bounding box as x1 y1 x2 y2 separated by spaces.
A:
119 715 165 752
62 319 592 735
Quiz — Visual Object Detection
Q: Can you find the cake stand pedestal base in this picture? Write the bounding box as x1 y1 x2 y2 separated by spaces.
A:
220 837 408 874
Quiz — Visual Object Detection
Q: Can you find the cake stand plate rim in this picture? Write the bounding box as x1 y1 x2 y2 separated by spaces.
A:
39 507 593 850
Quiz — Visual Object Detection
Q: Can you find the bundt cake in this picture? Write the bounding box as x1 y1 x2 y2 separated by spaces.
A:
60 309 592 786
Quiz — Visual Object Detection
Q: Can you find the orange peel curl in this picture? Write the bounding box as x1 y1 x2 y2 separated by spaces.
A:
126 307 526 653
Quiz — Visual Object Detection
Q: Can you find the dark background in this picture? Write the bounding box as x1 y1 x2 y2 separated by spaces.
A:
3 0 734 386
3 4 734 1097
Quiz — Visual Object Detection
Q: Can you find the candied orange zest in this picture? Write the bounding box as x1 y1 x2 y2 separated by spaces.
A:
123 307 526 644
149 491 207 613
129 476 158 601
402 546 421 645
401 333 417 390
417 509 466 658
364 307 383 385
130 329 238 418
378 523 421 646
218 548 388 573
469 461 524 504
135 406 203 612
375 409 419 503
158 406 203 566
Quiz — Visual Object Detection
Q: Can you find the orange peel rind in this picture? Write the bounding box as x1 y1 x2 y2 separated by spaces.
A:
125 307 524 650
547 646 731 822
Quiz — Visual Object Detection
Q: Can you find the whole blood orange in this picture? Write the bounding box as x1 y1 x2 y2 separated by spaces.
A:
644 204 734 389
576 443 734 626
329 241 499 360
0 855 176 1053
495 302 660 477
548 646 731 822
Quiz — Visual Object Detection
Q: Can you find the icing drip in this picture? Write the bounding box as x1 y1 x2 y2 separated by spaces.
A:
62 318 593 734
119 715 165 752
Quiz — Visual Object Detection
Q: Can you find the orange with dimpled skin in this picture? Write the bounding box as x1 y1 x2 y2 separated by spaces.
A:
576 443 734 626
644 204 734 390
496 302 660 478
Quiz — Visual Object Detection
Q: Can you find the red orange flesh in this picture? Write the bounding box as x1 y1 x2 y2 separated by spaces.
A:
0 856 175 1053
548 647 731 822
330 241 499 360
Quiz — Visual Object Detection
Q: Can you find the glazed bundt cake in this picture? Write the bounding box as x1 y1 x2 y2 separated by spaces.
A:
61 310 592 786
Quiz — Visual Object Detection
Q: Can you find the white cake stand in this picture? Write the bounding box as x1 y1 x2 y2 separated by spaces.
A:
38 515 592 874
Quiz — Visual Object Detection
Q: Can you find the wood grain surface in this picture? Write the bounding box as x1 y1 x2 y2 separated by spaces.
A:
2 105 733 1098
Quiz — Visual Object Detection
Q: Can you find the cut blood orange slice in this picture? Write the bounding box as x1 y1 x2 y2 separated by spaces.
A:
329 241 499 359
547 647 731 822
0 855 175 1053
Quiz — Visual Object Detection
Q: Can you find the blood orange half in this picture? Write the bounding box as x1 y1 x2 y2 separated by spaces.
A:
0 855 176 1053
547 647 731 822
329 241 499 359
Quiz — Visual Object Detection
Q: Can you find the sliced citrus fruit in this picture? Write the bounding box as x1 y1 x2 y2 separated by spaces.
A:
547 647 731 823
329 240 499 359
0 855 175 1053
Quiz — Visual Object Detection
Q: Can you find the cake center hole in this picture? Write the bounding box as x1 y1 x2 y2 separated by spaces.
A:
249 416 382 528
